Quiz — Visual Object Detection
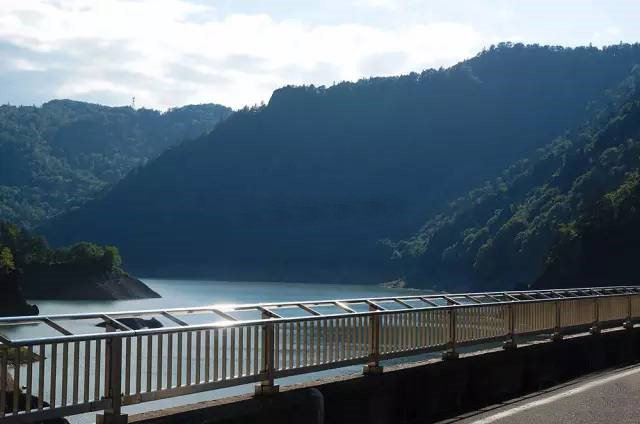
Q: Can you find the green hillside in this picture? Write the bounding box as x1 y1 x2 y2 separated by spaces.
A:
0 100 231 227
42 44 640 284
391 66 640 290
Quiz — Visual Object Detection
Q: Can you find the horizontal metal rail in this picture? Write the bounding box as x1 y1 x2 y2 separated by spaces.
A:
1 286 639 423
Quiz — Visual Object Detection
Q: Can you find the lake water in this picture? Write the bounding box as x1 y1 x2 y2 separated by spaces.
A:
19 278 431 423
33 278 426 315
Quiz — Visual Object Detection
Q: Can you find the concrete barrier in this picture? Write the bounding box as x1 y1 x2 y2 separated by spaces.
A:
130 388 323 424
130 327 640 424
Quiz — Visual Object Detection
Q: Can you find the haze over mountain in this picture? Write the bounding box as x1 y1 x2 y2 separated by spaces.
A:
0 100 232 227
42 43 640 288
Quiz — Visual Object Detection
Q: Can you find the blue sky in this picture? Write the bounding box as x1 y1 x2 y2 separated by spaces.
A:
1 0 639 110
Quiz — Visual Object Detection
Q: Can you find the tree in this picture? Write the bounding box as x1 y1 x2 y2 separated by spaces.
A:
102 246 122 271
0 221 20 252
0 246 15 274
68 242 104 264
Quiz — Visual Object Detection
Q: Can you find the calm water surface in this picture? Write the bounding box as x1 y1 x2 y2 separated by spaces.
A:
33 278 426 314
22 279 429 423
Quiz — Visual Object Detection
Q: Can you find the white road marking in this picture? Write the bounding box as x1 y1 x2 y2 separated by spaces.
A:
471 366 640 424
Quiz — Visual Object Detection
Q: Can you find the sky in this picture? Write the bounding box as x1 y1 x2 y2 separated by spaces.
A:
1 0 640 111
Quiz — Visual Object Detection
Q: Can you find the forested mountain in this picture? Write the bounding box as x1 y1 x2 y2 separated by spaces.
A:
390 66 640 290
536 169 640 288
42 43 640 285
0 100 232 227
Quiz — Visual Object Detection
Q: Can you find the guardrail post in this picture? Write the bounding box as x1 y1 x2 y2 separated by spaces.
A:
503 304 517 350
363 308 383 375
1 344 7 419
442 307 459 360
590 298 601 336
97 335 127 424
624 294 634 330
552 300 563 341
255 313 279 395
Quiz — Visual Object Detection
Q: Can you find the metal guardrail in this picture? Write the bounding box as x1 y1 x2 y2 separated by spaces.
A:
1 286 640 423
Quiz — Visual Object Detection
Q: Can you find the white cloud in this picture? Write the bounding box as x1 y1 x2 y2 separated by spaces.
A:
352 0 401 10
0 0 487 109
592 26 623 46
1 0 638 110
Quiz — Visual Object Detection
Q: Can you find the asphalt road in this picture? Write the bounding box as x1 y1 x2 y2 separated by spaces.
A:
437 364 640 424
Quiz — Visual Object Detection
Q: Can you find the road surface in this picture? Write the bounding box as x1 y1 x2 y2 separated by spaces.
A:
438 364 640 424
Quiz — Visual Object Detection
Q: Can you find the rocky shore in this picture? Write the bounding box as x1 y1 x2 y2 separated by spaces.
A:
1 270 39 317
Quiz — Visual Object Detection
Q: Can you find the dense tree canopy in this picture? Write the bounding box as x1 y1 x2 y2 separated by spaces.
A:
0 246 15 274
391 65 640 289
42 43 640 284
0 220 123 273
0 100 232 227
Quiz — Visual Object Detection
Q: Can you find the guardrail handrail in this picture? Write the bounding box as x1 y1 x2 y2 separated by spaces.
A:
1 286 638 344
1 285 639 423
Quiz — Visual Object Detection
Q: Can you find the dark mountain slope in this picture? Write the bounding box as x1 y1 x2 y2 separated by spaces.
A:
43 43 640 283
393 66 640 290
0 100 232 227
534 169 640 288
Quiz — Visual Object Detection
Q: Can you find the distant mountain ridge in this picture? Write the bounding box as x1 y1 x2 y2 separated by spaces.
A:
42 43 640 286
0 99 232 227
